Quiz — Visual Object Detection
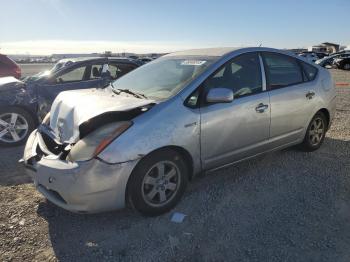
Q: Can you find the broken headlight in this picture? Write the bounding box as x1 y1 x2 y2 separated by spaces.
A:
67 121 132 162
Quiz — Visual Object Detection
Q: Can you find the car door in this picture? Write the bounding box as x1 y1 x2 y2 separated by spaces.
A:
200 52 271 170
261 52 319 148
37 62 105 118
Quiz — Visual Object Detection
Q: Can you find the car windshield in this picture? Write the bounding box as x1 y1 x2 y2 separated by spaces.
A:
111 56 218 100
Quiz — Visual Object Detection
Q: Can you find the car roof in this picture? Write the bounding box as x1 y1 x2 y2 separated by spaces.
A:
57 56 139 64
164 47 299 58
53 57 142 72
165 47 241 57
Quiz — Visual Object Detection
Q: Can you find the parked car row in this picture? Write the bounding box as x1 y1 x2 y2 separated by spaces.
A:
316 52 350 70
297 50 350 70
0 57 142 146
20 47 336 216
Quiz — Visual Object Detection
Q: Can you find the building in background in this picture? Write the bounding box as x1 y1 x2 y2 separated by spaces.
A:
308 42 340 54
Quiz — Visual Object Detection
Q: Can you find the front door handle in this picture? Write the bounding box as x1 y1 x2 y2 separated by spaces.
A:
255 103 269 113
306 91 315 99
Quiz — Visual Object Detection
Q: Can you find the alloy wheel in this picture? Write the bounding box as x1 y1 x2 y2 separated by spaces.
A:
0 113 29 144
344 63 350 70
308 117 325 146
141 161 180 207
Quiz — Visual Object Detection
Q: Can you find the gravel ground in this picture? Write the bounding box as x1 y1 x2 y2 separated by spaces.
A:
0 70 350 261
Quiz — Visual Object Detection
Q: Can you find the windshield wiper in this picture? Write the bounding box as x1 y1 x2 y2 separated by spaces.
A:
113 88 148 99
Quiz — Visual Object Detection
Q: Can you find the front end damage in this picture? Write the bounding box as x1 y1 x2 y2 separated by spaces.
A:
22 105 153 213
23 128 138 213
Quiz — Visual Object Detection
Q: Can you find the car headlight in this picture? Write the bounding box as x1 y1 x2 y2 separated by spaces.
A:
67 121 132 162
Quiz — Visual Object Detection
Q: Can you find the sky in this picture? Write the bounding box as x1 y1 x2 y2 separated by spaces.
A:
0 0 349 55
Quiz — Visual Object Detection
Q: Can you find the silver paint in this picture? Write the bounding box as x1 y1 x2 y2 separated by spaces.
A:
23 47 336 213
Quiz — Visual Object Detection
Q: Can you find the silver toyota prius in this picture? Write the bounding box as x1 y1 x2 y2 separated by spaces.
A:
23 47 336 216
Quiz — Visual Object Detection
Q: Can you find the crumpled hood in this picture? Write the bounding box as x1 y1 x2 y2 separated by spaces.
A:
0 76 25 91
50 87 154 143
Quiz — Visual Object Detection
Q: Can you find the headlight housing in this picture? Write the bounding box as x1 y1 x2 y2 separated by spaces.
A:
67 121 132 162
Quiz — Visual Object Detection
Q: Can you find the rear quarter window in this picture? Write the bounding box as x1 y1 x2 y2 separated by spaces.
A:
300 61 318 81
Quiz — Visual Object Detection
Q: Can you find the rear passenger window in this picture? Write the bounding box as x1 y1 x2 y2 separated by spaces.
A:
108 63 136 80
90 64 103 79
262 52 303 89
300 62 317 81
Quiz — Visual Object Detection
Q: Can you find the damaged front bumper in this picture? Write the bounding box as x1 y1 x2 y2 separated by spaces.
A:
22 129 138 213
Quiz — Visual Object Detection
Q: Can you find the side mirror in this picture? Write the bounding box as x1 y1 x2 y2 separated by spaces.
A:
206 88 234 103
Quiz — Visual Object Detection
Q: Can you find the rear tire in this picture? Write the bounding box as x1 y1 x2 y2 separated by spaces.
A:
342 63 350 70
128 149 188 216
299 112 327 152
0 108 36 147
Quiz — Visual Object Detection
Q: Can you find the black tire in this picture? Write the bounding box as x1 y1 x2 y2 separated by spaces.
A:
128 149 189 216
299 112 327 152
0 107 36 147
342 63 350 70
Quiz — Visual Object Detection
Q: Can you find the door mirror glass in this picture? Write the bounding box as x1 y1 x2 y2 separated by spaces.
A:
206 88 234 103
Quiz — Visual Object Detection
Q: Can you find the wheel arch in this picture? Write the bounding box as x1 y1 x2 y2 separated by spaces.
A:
318 108 330 129
124 145 195 206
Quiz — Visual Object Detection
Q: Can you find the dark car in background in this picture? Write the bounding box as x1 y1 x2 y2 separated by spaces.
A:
315 52 350 67
0 57 141 146
0 54 21 79
334 57 350 70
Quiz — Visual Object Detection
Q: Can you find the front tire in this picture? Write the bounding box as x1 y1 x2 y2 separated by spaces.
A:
299 112 327 152
128 149 189 216
0 108 36 147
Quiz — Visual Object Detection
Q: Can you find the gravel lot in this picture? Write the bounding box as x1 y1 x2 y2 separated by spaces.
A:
0 69 350 261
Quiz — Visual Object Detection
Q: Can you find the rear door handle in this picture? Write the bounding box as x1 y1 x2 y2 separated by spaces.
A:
255 103 269 113
306 91 315 99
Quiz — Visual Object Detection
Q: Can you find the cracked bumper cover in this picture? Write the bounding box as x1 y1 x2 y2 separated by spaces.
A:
23 130 138 213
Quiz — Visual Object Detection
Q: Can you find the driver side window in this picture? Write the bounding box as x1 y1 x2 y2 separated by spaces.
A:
56 66 87 83
204 52 262 98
